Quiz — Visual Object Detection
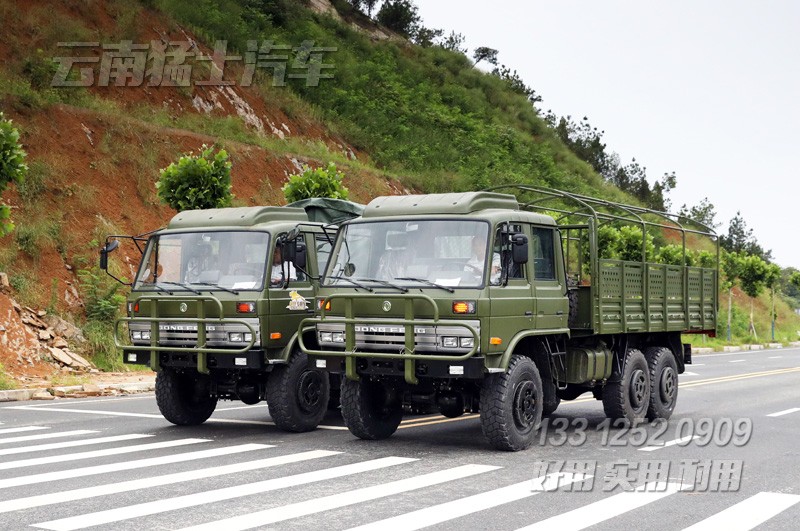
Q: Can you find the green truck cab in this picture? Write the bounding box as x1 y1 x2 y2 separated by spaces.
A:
100 200 362 432
299 186 718 450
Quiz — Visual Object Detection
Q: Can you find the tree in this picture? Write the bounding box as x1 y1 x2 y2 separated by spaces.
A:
720 212 771 261
282 163 349 203
764 263 781 341
439 31 467 54
414 26 443 48
472 46 499 66
678 197 719 229
738 253 768 340
617 225 655 262
790 270 800 291
376 0 420 38
156 144 233 212
721 251 743 341
491 64 542 104
0 112 27 236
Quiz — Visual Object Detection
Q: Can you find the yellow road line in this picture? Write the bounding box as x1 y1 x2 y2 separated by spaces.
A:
398 366 800 429
397 414 480 429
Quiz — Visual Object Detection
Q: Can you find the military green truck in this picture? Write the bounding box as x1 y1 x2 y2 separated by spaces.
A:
100 199 362 432
299 186 718 450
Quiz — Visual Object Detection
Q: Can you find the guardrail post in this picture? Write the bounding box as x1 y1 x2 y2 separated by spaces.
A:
404 298 419 385
344 297 359 381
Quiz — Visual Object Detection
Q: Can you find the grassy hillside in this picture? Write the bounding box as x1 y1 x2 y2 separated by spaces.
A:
0 0 797 383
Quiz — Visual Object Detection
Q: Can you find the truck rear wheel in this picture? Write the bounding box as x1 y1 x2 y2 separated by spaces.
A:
267 350 330 433
602 348 650 423
340 377 402 440
480 354 543 451
645 346 678 420
155 369 217 426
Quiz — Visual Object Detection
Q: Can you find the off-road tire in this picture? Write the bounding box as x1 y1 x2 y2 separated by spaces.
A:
266 351 330 433
340 377 402 440
602 348 651 423
644 346 679 421
155 369 217 426
542 379 561 416
480 355 544 451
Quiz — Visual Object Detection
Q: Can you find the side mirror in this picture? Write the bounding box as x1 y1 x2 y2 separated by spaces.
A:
511 233 528 264
99 239 120 270
294 240 307 269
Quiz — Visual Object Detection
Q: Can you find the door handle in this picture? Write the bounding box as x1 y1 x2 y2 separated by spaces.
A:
525 311 533 316
556 310 564 315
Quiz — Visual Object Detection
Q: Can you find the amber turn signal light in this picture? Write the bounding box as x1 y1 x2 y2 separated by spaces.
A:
452 301 476 314
237 302 256 313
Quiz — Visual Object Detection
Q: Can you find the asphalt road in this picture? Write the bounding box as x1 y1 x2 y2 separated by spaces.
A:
1 347 799 530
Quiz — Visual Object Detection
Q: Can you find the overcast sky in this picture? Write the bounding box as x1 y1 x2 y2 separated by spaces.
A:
415 0 800 268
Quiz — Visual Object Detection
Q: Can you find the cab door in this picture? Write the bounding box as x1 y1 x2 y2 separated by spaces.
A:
488 224 535 350
267 234 315 350
531 226 568 329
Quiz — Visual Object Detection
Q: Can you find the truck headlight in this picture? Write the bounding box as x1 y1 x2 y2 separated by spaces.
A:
460 337 474 348
244 333 253 343
320 332 333 343
229 332 244 342
131 330 142 340
442 336 458 348
141 331 151 340
331 332 345 343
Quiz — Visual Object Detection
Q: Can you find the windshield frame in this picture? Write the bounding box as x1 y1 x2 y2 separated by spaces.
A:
132 229 271 293
322 217 493 290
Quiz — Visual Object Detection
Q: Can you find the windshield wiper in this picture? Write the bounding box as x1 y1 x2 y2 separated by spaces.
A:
394 277 455 293
139 282 171 294
354 278 409 293
190 281 239 295
158 281 201 295
326 276 373 292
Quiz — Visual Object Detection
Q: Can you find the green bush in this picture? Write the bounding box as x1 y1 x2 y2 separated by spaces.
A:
618 225 656 262
656 244 694 266
82 320 125 372
0 112 28 235
0 363 14 390
156 144 233 211
283 162 349 202
77 267 126 323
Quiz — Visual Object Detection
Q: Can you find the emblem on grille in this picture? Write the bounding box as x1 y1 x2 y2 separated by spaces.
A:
179 302 188 313
382 301 392 312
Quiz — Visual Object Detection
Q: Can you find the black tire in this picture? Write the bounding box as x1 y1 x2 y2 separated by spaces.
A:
542 379 561 416
155 369 217 426
602 348 650 423
480 355 544 451
645 346 679 421
266 350 330 433
340 377 402 440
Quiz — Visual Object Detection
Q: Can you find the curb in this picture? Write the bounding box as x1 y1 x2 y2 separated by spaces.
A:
0 381 155 402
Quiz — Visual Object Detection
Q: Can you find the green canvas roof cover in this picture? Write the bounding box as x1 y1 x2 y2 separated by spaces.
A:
168 206 308 229
363 192 520 218
287 198 365 224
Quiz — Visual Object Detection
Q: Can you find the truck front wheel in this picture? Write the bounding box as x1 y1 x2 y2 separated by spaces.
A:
480 354 543 451
267 351 330 433
602 348 650 423
155 369 217 426
644 346 678 420
340 377 402 440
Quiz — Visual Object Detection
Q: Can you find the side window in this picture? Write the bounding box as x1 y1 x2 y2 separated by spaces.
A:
491 225 525 285
270 234 306 287
315 235 333 274
532 227 556 280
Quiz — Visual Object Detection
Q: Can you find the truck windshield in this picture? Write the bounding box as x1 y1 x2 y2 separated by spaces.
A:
324 220 490 288
134 231 270 291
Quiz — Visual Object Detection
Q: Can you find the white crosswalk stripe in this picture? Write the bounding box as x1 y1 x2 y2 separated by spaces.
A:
176 464 500 531
0 433 152 456
0 426 48 436
0 430 98 445
683 492 800 530
516 481 687 530
0 449 338 513
0 443 269 490
346 472 591 531
0 437 208 470
0 430 797 531
32 456 417 531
